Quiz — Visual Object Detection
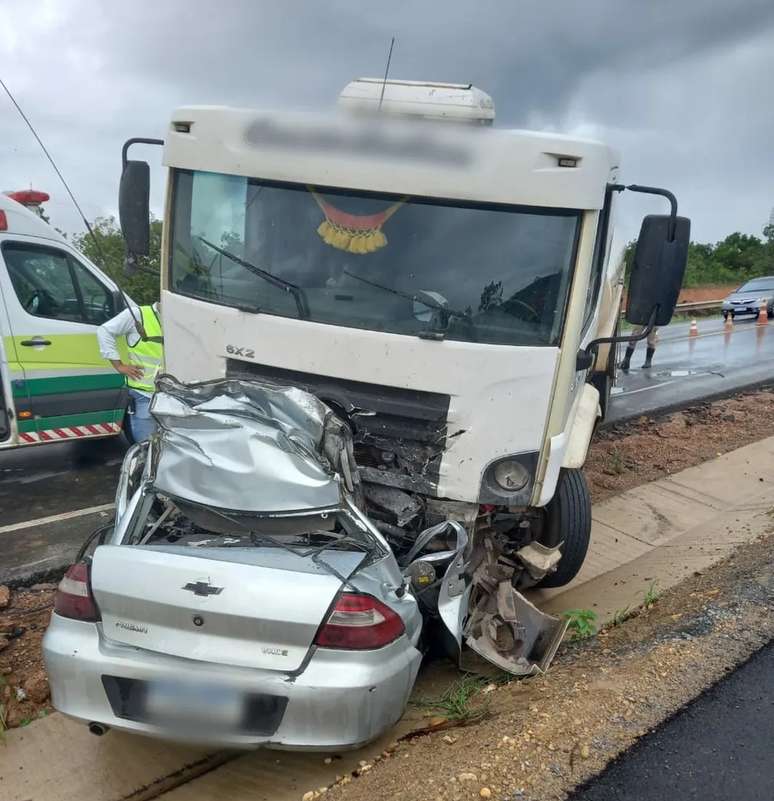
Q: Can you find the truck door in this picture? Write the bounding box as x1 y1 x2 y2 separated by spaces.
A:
0 240 126 442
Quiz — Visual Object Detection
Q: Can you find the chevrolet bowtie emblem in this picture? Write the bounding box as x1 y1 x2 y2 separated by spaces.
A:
182 581 224 597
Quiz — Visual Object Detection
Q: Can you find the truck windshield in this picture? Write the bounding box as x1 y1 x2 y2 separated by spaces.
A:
169 169 581 346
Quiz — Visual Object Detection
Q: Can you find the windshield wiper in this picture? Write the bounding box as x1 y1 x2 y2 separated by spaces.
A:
197 237 310 319
342 269 470 339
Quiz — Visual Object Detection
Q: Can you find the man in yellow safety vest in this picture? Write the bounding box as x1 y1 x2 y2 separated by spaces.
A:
97 302 163 442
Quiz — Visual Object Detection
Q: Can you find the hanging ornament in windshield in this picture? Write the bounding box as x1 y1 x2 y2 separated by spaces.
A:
309 187 405 255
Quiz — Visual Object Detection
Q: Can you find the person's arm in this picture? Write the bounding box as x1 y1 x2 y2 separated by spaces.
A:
97 308 144 381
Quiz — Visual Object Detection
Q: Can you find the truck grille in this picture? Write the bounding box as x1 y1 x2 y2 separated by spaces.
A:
225 360 450 494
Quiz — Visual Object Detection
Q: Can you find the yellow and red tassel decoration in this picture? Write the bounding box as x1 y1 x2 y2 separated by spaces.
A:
309 188 405 255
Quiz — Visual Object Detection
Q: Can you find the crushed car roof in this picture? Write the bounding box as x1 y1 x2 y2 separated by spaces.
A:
149 375 358 513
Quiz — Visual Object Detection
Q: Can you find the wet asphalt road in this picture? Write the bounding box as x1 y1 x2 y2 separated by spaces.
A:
571 640 774 801
608 315 774 423
1 315 773 583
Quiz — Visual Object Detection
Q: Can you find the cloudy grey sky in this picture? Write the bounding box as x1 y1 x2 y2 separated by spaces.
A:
2 0 773 246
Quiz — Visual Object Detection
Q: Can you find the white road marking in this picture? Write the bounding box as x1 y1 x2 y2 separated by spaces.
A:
0 503 114 536
617 379 678 397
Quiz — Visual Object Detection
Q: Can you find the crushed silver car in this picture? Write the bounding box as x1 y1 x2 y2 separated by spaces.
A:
43 376 564 748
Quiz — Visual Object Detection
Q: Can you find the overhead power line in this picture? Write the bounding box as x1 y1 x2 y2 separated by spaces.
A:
0 75 107 266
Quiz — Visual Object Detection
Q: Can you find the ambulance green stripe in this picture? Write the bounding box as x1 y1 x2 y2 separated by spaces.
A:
13 373 125 398
17 408 125 433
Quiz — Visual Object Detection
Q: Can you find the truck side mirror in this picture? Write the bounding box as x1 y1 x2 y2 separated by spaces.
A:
119 160 151 262
626 214 690 326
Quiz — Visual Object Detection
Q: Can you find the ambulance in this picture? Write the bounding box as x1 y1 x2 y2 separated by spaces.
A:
0 190 128 449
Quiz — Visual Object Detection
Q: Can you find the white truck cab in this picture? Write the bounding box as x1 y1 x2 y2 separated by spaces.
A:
0 191 128 449
117 80 689 591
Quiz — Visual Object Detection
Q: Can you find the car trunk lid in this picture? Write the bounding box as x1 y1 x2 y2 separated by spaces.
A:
91 544 365 672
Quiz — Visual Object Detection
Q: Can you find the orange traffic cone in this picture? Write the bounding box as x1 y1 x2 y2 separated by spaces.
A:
724 315 733 332
757 304 768 325
689 319 699 337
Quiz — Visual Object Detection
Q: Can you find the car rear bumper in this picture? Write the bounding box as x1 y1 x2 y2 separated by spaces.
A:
43 613 422 749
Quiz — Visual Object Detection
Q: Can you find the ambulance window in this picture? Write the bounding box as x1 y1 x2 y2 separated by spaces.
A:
2 243 111 324
68 257 114 324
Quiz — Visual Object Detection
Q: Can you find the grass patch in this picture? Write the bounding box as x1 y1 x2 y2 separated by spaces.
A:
415 674 490 724
644 581 661 609
563 609 598 640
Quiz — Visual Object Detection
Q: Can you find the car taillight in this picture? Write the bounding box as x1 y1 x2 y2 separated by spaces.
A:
54 562 100 622
314 593 405 650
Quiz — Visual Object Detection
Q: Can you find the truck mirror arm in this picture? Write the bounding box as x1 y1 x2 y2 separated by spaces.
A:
608 183 679 240
577 306 658 372
122 137 164 169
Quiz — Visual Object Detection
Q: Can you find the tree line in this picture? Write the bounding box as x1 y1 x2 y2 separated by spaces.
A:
625 225 774 287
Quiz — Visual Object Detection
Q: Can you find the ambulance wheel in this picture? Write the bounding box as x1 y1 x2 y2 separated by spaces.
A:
537 468 592 588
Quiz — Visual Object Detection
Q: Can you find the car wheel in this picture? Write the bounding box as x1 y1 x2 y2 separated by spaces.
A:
537 468 592 588
723 311 729 321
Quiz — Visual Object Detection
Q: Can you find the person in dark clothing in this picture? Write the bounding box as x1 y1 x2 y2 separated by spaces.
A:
619 324 658 371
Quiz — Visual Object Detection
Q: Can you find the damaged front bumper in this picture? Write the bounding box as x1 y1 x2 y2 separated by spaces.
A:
401 520 567 676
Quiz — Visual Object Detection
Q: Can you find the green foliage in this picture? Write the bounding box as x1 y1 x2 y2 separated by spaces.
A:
72 216 161 305
643 581 660 609
415 674 489 723
624 226 774 289
563 608 598 640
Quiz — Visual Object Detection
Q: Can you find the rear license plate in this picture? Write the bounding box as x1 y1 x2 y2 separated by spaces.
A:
145 679 243 728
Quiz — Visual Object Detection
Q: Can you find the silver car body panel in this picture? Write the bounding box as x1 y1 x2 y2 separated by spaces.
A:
149 375 356 512
44 614 421 749
91 544 370 672
43 376 564 749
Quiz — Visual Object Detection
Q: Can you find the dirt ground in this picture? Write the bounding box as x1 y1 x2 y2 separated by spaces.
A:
585 387 774 503
1 387 773 735
676 284 736 304
0 583 55 731
324 527 774 801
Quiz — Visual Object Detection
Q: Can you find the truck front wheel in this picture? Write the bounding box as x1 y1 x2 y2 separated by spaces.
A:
537 468 592 588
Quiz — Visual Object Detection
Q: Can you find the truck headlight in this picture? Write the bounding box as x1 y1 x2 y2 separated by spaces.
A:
479 451 538 505
493 460 530 491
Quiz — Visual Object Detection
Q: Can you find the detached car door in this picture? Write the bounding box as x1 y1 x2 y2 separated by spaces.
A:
0 240 126 442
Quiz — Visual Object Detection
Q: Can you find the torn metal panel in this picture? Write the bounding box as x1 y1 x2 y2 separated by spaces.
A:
463 533 567 676
465 585 567 676
402 521 470 654
150 374 353 512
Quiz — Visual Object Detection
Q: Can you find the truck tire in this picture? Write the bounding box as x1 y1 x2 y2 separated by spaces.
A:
538 468 592 588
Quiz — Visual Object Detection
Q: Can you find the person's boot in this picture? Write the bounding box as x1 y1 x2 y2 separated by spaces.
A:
642 347 655 369
619 346 634 371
